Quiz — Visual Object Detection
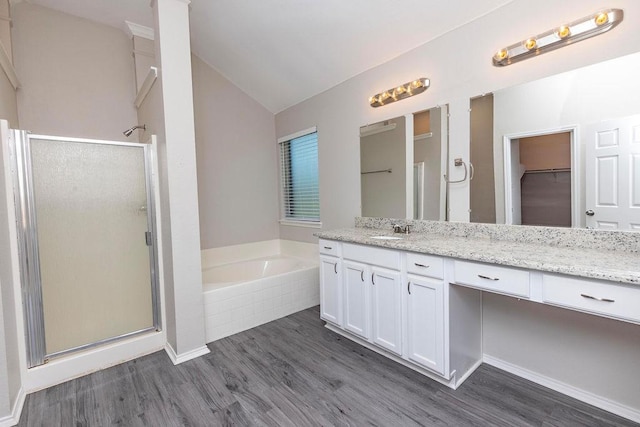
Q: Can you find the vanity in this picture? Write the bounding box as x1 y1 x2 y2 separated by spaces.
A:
315 218 640 417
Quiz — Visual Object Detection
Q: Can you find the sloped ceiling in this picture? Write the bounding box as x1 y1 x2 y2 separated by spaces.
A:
24 0 514 113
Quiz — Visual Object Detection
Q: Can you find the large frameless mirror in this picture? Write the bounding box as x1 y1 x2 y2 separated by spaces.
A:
469 52 640 230
360 105 449 220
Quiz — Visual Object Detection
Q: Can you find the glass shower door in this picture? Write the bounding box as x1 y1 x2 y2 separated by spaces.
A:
13 132 160 366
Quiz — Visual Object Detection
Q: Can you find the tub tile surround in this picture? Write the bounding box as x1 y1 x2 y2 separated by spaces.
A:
201 239 319 343
318 218 640 285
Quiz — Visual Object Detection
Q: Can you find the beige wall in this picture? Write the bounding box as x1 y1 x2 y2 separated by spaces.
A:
519 133 571 171
192 54 279 249
0 0 17 128
275 0 640 412
276 0 640 242
12 2 137 141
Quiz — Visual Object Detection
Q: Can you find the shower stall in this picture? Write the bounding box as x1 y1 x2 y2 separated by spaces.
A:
11 131 161 368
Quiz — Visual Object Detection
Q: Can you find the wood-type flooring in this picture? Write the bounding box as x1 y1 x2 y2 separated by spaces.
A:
17 306 638 426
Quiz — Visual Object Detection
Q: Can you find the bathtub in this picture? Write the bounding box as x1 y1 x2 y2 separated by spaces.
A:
201 240 319 343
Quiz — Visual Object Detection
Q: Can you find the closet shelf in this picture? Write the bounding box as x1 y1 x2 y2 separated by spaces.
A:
134 66 158 108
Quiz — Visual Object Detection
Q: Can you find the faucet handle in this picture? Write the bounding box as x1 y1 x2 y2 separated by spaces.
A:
392 224 403 233
404 224 411 234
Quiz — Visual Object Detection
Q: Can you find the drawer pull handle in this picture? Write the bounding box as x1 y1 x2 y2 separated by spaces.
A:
334 263 337 274
372 273 375 285
324 246 332 250
581 293 615 303
360 270 364 282
478 274 499 281
414 263 430 268
407 281 411 295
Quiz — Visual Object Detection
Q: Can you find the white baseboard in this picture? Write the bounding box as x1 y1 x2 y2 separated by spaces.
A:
164 344 210 365
483 354 640 424
0 387 26 427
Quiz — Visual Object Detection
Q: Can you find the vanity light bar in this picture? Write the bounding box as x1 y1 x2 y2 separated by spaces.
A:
369 77 430 108
493 8 623 67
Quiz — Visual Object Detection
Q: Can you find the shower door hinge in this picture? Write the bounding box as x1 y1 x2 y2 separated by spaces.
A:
145 231 152 246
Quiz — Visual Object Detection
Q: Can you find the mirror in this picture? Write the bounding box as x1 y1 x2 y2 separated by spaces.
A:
360 105 448 220
470 52 640 230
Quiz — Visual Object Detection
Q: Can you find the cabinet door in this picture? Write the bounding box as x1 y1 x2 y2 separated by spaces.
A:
406 275 444 374
343 260 370 339
371 267 402 355
320 255 342 326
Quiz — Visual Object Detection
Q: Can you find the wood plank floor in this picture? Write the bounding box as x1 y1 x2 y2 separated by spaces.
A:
18 306 638 426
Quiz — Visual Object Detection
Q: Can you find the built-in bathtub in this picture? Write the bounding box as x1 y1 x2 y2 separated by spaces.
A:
201 240 319 343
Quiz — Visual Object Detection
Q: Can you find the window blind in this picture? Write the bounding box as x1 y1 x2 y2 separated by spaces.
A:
279 131 319 221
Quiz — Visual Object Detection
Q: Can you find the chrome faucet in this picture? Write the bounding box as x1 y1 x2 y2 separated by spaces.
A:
392 224 411 234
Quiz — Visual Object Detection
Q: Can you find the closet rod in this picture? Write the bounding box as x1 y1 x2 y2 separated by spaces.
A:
361 168 392 175
524 168 571 174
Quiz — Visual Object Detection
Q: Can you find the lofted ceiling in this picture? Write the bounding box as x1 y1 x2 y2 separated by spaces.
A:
23 0 514 113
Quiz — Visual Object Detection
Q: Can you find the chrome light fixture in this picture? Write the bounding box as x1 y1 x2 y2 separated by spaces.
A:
493 9 623 67
369 77 430 108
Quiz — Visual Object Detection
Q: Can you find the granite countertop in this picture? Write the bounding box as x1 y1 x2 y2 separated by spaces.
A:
316 227 640 286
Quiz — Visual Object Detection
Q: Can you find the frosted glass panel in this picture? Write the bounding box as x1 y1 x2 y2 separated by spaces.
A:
30 139 153 354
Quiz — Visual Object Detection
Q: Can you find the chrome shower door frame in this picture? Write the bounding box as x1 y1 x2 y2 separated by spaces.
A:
11 131 162 367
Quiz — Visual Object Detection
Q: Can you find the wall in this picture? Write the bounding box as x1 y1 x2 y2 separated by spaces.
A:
493 51 640 225
275 0 640 413
11 2 138 141
276 0 640 242
191 54 279 249
0 0 17 128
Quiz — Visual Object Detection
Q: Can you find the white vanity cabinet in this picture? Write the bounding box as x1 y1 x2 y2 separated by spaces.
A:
342 243 403 355
319 239 342 326
405 252 446 375
370 266 403 355
343 260 370 339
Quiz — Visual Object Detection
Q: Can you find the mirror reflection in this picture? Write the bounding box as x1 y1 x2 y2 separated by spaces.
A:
360 105 448 220
470 52 640 230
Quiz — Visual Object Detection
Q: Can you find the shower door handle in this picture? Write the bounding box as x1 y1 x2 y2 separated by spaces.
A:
145 231 152 246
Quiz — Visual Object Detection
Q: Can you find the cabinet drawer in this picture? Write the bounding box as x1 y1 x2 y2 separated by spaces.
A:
453 260 530 298
343 243 400 270
319 239 340 256
542 274 640 324
406 253 444 279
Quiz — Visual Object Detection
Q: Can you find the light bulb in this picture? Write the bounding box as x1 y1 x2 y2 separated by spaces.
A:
524 38 537 50
557 25 571 39
369 96 378 105
411 80 423 89
494 49 509 61
395 86 406 96
594 12 609 26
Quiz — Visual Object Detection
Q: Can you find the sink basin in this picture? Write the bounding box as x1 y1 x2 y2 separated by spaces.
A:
370 235 403 240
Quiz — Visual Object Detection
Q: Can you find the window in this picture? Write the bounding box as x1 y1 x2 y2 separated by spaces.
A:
278 127 320 226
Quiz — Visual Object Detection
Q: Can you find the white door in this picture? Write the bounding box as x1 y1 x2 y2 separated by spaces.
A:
343 260 370 339
371 266 402 355
319 256 342 326
406 275 444 374
585 115 640 230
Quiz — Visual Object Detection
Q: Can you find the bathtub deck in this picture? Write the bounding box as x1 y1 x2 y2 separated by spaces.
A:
17 306 635 427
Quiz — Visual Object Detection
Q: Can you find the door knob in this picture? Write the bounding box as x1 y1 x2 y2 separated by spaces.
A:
585 210 595 216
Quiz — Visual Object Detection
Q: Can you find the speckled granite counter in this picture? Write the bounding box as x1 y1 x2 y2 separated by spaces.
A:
315 219 640 286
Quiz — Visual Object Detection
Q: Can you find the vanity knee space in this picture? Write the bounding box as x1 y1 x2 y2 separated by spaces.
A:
318 236 640 391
